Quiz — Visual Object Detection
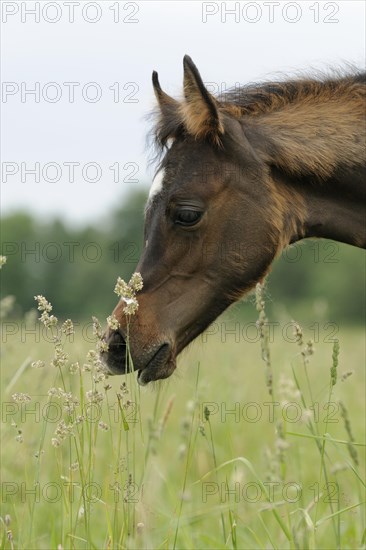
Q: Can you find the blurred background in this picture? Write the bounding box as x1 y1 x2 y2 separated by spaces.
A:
1 0 365 324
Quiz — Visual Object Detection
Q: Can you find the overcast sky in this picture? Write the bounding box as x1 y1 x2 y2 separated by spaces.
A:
1 0 365 226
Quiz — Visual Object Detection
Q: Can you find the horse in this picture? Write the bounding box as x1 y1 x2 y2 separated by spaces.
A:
102 55 366 385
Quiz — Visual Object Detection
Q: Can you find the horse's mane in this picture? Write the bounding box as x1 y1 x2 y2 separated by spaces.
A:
219 69 366 117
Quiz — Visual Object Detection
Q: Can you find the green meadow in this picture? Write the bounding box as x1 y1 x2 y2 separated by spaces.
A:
1 289 365 550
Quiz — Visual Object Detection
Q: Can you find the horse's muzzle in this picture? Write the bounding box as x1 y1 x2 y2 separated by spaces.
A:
101 329 175 385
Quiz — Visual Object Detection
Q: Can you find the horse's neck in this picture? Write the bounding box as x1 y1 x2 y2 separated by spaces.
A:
243 90 366 248
272 165 366 249
301 167 366 248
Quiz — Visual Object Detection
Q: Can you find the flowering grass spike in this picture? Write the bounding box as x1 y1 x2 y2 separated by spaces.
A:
114 272 143 315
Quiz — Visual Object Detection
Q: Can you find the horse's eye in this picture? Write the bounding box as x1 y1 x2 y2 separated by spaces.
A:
174 209 203 227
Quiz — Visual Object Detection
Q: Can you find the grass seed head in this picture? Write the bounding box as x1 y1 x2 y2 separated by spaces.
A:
341 370 354 382
107 314 120 330
12 393 31 403
339 400 358 466
114 273 143 315
92 316 103 339
34 295 52 313
292 321 304 346
31 360 45 369
98 421 109 431
69 362 80 374
61 319 74 336
330 339 340 386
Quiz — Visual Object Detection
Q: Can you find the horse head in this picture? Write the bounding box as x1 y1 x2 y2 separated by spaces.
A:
102 56 365 384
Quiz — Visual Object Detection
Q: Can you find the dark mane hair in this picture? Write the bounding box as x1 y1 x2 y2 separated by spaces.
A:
219 69 366 116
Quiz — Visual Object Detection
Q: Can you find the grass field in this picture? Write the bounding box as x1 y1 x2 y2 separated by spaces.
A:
0 290 365 549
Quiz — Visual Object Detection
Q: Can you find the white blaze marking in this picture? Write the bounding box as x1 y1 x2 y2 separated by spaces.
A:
148 168 164 202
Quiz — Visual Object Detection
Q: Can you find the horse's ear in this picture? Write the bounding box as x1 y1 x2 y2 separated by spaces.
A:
181 55 224 143
152 70 179 117
152 71 182 146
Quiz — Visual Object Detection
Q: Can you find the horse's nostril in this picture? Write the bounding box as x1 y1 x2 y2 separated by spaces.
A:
102 329 127 374
108 330 126 348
